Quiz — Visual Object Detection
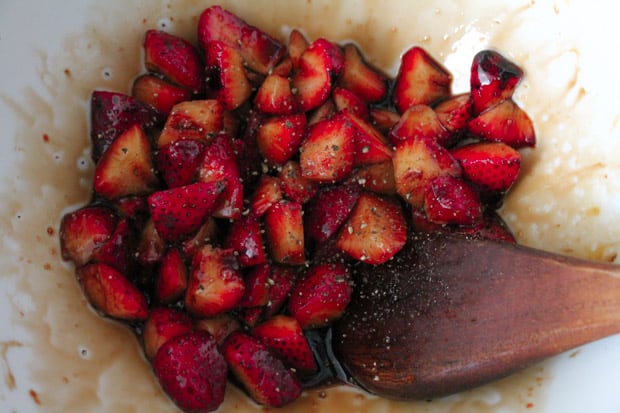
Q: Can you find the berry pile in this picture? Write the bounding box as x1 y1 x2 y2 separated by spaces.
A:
59 5 535 412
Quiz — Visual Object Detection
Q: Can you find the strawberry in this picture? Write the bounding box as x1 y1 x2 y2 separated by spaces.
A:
392 136 462 207
458 211 517 243
136 218 166 265
424 175 483 226
410 206 446 233
370 107 401 134
470 49 523 115
194 313 241 345
89 90 163 161
299 115 356 183
256 113 307 165
287 29 309 68
89 218 134 273
223 331 302 407
153 330 227 413
332 87 369 120
76 262 148 321
348 161 396 194
336 192 407 264
113 195 150 221
250 175 283 216
434 92 473 139
339 43 388 103
338 111 393 166
278 160 319 204
263 264 298 318
155 247 188 304
157 100 224 148
238 306 264 328
142 307 193 359
307 99 336 125
288 262 352 329
147 181 224 242
155 138 207 188
185 244 245 317
388 104 449 147
254 73 297 115
204 40 252 110
60 206 117 267
252 315 318 375
180 217 220 259
94 124 158 199
132 74 192 115
143 29 204 94
468 99 536 148
264 200 305 265
239 263 271 307
304 183 361 242
393 46 452 113
223 212 267 267
451 141 521 192
197 5 285 74
272 57 294 77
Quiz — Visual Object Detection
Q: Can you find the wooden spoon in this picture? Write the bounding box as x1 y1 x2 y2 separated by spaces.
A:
333 232 620 400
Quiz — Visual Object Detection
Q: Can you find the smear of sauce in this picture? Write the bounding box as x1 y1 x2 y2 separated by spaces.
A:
3 0 620 412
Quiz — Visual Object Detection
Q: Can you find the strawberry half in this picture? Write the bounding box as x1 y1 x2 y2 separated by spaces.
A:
278 160 319 204
142 307 193 359
254 73 297 115
204 40 252 110
264 200 305 265
468 98 536 148
132 74 192 115
424 175 483 226
155 138 208 189
339 43 388 103
60 206 117 267
157 100 225 147
256 113 307 165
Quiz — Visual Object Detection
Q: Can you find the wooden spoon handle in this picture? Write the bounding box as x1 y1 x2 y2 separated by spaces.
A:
334 233 620 400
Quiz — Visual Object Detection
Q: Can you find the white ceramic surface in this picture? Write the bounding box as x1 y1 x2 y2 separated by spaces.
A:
3 0 620 412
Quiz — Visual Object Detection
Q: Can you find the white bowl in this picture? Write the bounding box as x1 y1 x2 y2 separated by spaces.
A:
3 0 620 412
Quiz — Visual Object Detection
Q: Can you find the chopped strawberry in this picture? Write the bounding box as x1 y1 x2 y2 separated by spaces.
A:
392 136 462 207
304 183 361 242
252 315 318 375
338 111 393 166
288 262 352 329
424 175 483 226
457 211 517 243
113 195 150 222
410 206 446 233
307 99 336 125
60 206 117 267
194 313 241 345
204 40 252 110
348 161 397 195
155 139 207 189
155 247 188 304
339 43 388 103
470 49 523 115
272 56 294 77
157 100 224 147
468 99 536 148
153 331 227 413
263 264 298 318
393 46 452 113
434 93 473 139
250 175 283 216
132 74 192 115
332 87 369 120
224 333 303 407
389 104 449 147
299 115 356 183
254 73 298 115
238 306 264 328
143 307 193 359
185 245 245 317
451 141 521 192
223 212 267 267
89 90 163 161
147 181 224 242
143 29 204 94
264 200 305 265
197 5 285 74
278 160 319 204
336 192 407 264
370 107 401 134
180 217 220 259
76 262 148 321
288 29 309 68
256 113 307 165
89 218 134 273
239 263 271 307
136 218 166 265
94 124 158 199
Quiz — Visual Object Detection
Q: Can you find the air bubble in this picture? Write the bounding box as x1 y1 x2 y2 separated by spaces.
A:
101 67 113 81
76 156 91 171
158 17 173 30
78 346 91 359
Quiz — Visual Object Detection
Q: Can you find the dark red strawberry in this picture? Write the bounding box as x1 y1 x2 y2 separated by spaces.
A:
263 264 298 318
204 40 252 110
136 218 166 265
153 330 227 413
238 306 264 328
223 212 267 267
288 262 352 329
304 183 361 242
132 74 192 115
157 100 224 147
332 87 369 120
155 247 188 304
434 92 473 139
470 49 523 115
252 315 318 375
307 99 336 125
60 205 117 267
254 73 297 115
389 104 449 147
264 200 305 265
424 175 483 226
147 181 224 242
194 313 241 345
468 99 536 148
339 43 387 103
156 139 208 188
113 195 149 222
250 175 283 216
256 114 307 165
143 307 193 359
89 218 134 273
278 160 319 204
222 331 302 407
239 263 271 307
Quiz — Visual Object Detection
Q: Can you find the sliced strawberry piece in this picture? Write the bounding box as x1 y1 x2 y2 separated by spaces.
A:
89 218 134 273
470 49 524 115
307 99 336 125
339 43 388 102
223 331 302 407
392 136 462 207
90 90 163 161
393 46 452 113
60 206 117 267
239 263 271 307
304 183 361 243
434 93 473 138
339 111 393 166
194 313 241 345
76 262 148 321
185 244 245 317
250 175 283 216
370 107 401 134
299 115 356 183
288 262 352 329
180 217 220 259
132 74 192 115
155 247 188 304
93 124 158 199
457 211 516 243
144 29 204 94
264 200 305 265
147 181 224 242
197 5 285 74
272 56 294 77
155 138 207 189
263 264 298 318
451 141 521 192
113 195 150 223
143 307 193 359
157 100 224 147
348 161 396 195
468 99 536 148
336 192 407 264
223 212 267 267
252 315 318 375
278 160 319 204
424 175 483 226
254 73 297 115
204 40 252 110
136 217 166 265
388 104 450 147
238 306 264 328
288 29 309 68
256 113 307 165
153 330 227 413
410 206 447 233
332 87 369 120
